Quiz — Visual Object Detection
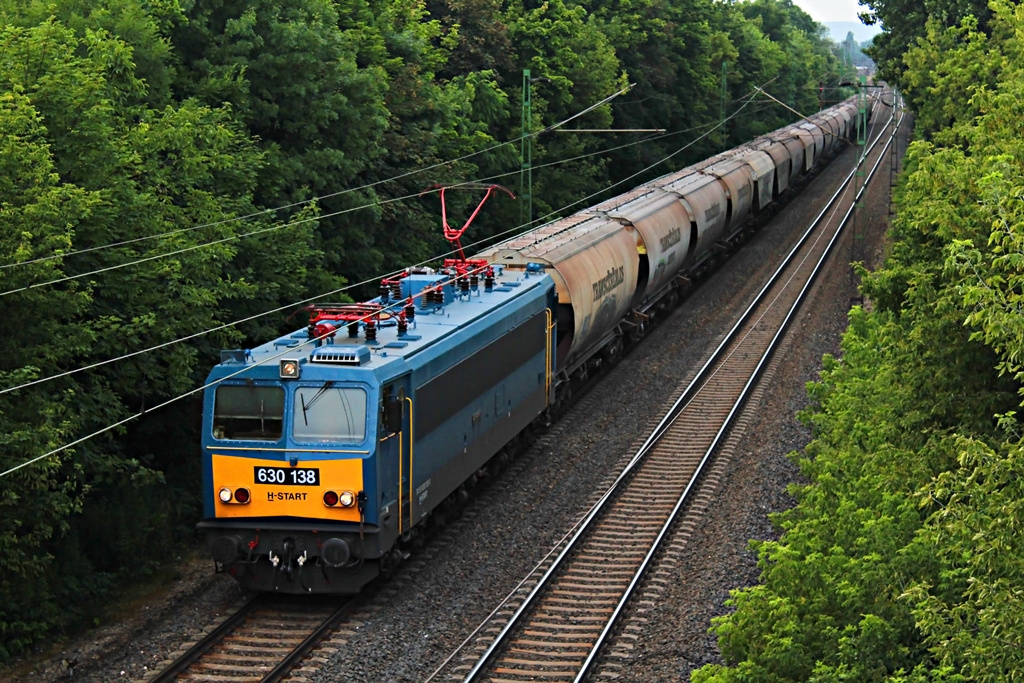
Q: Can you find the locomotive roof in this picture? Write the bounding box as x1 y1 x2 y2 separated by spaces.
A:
210 268 552 382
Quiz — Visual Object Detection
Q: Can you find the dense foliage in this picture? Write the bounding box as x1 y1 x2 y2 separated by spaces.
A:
0 0 849 661
694 2 1024 680
857 0 994 88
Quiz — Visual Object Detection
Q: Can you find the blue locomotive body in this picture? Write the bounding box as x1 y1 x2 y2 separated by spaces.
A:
199 268 556 593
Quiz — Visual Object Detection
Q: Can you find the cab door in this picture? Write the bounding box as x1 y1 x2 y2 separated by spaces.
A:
377 376 413 542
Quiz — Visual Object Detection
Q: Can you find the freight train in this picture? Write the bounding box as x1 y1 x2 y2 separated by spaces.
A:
199 97 867 593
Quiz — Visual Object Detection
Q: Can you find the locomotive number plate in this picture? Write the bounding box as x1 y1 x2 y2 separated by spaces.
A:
254 466 320 486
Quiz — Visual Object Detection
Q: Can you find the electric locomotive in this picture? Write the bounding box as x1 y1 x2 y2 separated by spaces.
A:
199 253 556 593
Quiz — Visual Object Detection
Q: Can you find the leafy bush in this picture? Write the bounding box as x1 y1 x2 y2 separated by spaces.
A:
694 3 1024 680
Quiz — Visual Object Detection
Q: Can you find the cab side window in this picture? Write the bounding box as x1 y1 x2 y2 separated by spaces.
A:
381 385 402 437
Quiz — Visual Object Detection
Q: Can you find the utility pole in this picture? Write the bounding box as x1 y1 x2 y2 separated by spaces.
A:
720 60 729 149
518 79 656 225
520 69 533 227
850 75 868 305
857 74 867 146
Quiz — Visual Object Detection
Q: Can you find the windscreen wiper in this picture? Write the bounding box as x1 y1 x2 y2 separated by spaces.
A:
300 381 335 426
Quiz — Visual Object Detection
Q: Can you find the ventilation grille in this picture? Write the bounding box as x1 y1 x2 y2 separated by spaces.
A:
310 346 371 366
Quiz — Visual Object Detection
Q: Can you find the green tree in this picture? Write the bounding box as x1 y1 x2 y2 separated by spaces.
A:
426 0 515 80
584 0 721 170
505 0 626 220
693 4 1024 680
0 12 278 658
901 16 1024 675
905 436 1024 683
0 80 97 661
738 0 840 119
713 2 787 146
857 0 992 87
173 0 389 203
900 15 999 142
171 0 387 293
0 0 185 108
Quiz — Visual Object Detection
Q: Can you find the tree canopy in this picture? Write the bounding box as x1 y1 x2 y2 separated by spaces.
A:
694 2 1024 680
857 0 993 87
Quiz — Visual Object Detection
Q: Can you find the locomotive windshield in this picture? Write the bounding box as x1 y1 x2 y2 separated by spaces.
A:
213 385 284 440
293 383 367 443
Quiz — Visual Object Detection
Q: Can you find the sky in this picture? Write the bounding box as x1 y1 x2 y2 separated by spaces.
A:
791 0 865 23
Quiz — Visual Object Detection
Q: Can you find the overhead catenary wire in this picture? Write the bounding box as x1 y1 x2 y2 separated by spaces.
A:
0 94 792 399
0 189 438 298
753 86 848 141
0 85 632 274
496 84 767 238
0 87 635 297
0 277 429 478
0 86 788 299
0 83 771 479
452 105 781 191
0 270 391 396
0 131 510 272
484 86 772 241
0 122 697 396
1 81 793 293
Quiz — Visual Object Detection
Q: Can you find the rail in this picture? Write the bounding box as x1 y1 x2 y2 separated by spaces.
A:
456 94 904 683
147 594 358 682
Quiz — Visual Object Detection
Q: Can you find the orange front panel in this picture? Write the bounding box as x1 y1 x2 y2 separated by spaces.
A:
211 453 364 521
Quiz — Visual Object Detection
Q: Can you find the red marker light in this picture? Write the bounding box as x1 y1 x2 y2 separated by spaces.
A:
234 488 250 504
323 491 339 507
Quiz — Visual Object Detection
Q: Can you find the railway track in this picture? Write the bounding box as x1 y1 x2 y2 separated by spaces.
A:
426 96 904 683
146 594 358 682
143 99 901 683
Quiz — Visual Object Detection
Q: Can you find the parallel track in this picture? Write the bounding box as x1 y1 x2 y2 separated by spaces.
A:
147 594 357 682
444 96 904 683
151 98 901 683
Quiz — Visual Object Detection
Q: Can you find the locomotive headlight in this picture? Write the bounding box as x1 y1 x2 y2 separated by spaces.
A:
339 491 356 508
279 359 300 379
219 487 233 503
